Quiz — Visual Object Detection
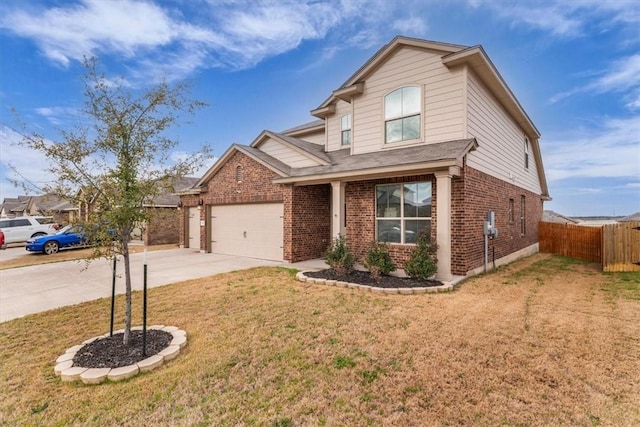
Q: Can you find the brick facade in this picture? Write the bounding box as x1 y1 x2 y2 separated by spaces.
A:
343 167 542 275
180 150 542 273
145 207 180 245
284 184 331 262
345 174 437 267
451 165 542 275
178 150 286 251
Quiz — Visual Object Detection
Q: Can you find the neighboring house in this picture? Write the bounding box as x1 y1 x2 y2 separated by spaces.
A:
0 194 77 223
542 210 579 224
143 177 200 245
179 36 550 281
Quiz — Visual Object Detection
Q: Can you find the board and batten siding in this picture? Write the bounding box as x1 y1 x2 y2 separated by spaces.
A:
259 138 321 168
347 46 465 155
466 70 542 195
326 100 353 152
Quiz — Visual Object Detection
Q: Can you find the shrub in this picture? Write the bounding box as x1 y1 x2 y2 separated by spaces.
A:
324 234 355 275
404 230 438 280
363 241 396 281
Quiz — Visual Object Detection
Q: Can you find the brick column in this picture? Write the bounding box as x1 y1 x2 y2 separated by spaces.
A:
435 170 453 282
331 181 345 239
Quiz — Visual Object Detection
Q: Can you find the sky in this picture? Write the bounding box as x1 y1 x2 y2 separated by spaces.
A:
0 0 639 217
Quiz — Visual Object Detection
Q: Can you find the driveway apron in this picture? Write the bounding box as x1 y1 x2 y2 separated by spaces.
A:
0 248 279 322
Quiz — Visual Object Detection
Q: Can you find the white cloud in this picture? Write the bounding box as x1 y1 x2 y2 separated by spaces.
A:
0 0 401 83
549 54 640 110
470 0 640 37
392 17 428 37
35 107 83 127
543 116 640 182
0 126 54 198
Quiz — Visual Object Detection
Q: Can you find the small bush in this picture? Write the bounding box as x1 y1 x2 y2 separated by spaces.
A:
324 234 355 275
405 230 438 280
363 241 396 280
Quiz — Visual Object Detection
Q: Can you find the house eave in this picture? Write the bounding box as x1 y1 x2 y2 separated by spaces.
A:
310 104 336 118
273 159 462 185
333 83 364 102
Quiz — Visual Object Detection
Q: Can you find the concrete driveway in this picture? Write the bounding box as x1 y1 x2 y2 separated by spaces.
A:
0 247 281 323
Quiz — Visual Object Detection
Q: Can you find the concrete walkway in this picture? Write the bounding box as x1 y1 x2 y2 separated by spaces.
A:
0 248 281 323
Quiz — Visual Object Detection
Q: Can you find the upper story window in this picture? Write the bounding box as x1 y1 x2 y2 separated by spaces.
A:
524 138 530 170
341 114 351 146
384 86 421 143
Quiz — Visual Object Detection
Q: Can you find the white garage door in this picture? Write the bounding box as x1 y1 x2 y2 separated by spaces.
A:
211 203 283 261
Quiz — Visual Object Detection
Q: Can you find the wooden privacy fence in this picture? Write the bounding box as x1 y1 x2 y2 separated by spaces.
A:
539 222 602 263
602 221 640 272
539 221 640 271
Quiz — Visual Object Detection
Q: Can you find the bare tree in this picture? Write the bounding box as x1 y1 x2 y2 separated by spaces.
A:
15 58 211 345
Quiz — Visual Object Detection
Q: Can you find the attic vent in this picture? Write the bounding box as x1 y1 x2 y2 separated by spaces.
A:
236 165 243 183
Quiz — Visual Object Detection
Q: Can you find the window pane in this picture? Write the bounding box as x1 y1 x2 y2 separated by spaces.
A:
404 220 430 244
403 182 431 218
378 219 401 243
376 185 401 218
341 114 351 130
341 129 351 146
385 89 402 119
386 119 402 143
402 87 420 115
402 115 420 140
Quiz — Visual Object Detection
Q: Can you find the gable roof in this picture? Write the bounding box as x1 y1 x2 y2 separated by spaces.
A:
251 130 331 165
312 36 466 113
192 143 291 191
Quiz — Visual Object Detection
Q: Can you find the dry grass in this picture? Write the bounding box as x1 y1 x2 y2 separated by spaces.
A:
1 254 639 426
0 244 178 270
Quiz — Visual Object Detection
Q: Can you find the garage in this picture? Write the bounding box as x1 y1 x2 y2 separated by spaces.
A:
210 203 284 261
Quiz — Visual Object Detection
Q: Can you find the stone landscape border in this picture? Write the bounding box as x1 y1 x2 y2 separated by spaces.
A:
296 271 454 294
54 325 187 385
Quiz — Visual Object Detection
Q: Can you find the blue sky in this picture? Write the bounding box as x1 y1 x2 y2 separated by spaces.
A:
0 0 638 216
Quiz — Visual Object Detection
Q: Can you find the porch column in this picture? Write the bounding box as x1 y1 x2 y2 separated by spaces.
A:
434 169 455 282
331 181 345 239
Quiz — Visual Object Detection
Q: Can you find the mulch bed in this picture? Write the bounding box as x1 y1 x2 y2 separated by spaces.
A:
305 269 442 288
73 330 173 369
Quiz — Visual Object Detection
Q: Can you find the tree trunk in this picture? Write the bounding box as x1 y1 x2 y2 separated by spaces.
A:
122 237 132 346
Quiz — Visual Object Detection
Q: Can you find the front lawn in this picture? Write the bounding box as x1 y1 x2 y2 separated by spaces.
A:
1 254 638 426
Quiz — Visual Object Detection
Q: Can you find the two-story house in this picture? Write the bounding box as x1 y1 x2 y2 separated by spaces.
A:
179 36 550 281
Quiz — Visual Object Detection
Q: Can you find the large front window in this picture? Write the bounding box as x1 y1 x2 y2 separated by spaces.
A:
384 86 421 143
376 182 431 244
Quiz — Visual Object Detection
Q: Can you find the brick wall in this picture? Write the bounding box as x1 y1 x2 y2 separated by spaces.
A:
344 168 542 275
284 184 331 262
145 207 180 245
451 165 543 274
178 150 285 251
345 174 436 268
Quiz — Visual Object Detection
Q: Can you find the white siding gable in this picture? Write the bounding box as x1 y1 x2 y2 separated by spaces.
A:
259 138 321 168
298 130 325 146
466 70 542 194
342 46 465 155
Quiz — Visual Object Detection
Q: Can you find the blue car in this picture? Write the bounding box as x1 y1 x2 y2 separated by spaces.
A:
25 225 90 255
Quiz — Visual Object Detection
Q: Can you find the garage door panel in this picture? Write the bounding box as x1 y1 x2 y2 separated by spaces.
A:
211 203 283 261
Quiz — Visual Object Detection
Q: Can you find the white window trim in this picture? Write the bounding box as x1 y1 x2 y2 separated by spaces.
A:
381 85 423 148
524 138 530 170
